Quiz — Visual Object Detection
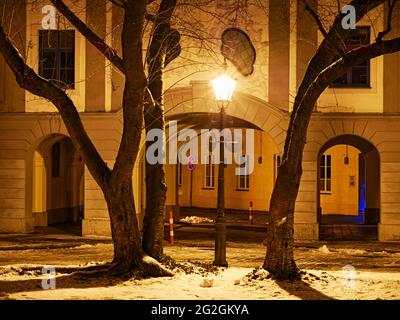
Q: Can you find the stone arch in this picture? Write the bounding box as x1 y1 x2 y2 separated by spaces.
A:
296 117 384 241
147 83 288 219
27 132 84 234
316 134 380 240
164 81 288 153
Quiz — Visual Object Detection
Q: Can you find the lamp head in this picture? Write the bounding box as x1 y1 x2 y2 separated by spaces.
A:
211 74 237 103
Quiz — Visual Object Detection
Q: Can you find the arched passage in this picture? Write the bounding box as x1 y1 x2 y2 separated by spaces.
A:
135 83 287 232
160 114 280 223
31 134 84 235
317 135 380 240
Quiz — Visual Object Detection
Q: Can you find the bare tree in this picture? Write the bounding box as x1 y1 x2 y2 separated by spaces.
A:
0 0 238 273
0 0 175 275
264 0 400 279
142 0 180 260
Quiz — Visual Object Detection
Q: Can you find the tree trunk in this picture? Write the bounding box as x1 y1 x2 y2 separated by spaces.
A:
263 161 301 279
105 177 143 271
142 63 168 260
263 69 320 279
261 3 350 278
142 0 177 259
262 33 400 279
142 106 167 259
104 175 172 276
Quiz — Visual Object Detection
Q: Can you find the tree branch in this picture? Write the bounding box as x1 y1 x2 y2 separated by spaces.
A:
322 37 400 88
109 0 126 8
50 0 125 73
377 0 399 42
112 0 148 179
301 0 346 56
51 0 158 113
0 25 109 188
292 0 386 115
302 0 328 39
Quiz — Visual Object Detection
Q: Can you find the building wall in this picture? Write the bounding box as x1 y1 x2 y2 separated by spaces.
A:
1 85 400 241
0 0 26 113
0 111 125 235
0 1 391 115
25 0 87 112
383 3 400 113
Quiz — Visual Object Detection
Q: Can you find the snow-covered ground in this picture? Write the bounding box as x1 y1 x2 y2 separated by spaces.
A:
0 240 400 300
1 264 399 300
180 216 214 224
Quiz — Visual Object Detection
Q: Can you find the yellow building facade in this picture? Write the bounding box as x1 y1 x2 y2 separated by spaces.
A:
0 0 400 240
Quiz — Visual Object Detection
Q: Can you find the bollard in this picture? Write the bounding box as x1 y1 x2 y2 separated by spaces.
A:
169 207 175 244
249 201 253 225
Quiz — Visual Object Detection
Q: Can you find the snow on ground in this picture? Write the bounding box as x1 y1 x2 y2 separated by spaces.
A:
1 265 400 300
180 216 214 224
1 239 400 300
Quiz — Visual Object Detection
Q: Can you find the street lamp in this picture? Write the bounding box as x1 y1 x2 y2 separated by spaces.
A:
211 72 236 267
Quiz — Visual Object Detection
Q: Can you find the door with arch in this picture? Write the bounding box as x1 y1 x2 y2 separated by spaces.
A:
31 134 84 235
317 135 380 240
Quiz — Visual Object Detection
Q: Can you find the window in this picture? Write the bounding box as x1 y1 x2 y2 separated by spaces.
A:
52 142 60 178
237 174 250 190
204 142 215 189
274 154 281 182
177 163 182 187
320 154 332 193
204 158 215 189
331 27 370 88
237 156 250 191
39 30 75 89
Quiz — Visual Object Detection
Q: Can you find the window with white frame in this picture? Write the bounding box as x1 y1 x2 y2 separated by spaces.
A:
237 155 250 190
320 154 332 193
204 141 215 189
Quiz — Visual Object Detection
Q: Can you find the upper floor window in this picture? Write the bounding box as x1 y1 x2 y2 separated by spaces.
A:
39 30 75 89
331 27 370 88
320 154 332 193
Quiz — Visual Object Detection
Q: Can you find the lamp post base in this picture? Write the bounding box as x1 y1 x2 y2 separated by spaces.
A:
213 216 228 267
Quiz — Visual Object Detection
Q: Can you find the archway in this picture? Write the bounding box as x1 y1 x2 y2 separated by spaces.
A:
32 134 84 235
160 114 279 224
317 135 380 240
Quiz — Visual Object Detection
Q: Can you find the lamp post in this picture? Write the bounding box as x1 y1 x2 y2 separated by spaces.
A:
211 73 237 267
